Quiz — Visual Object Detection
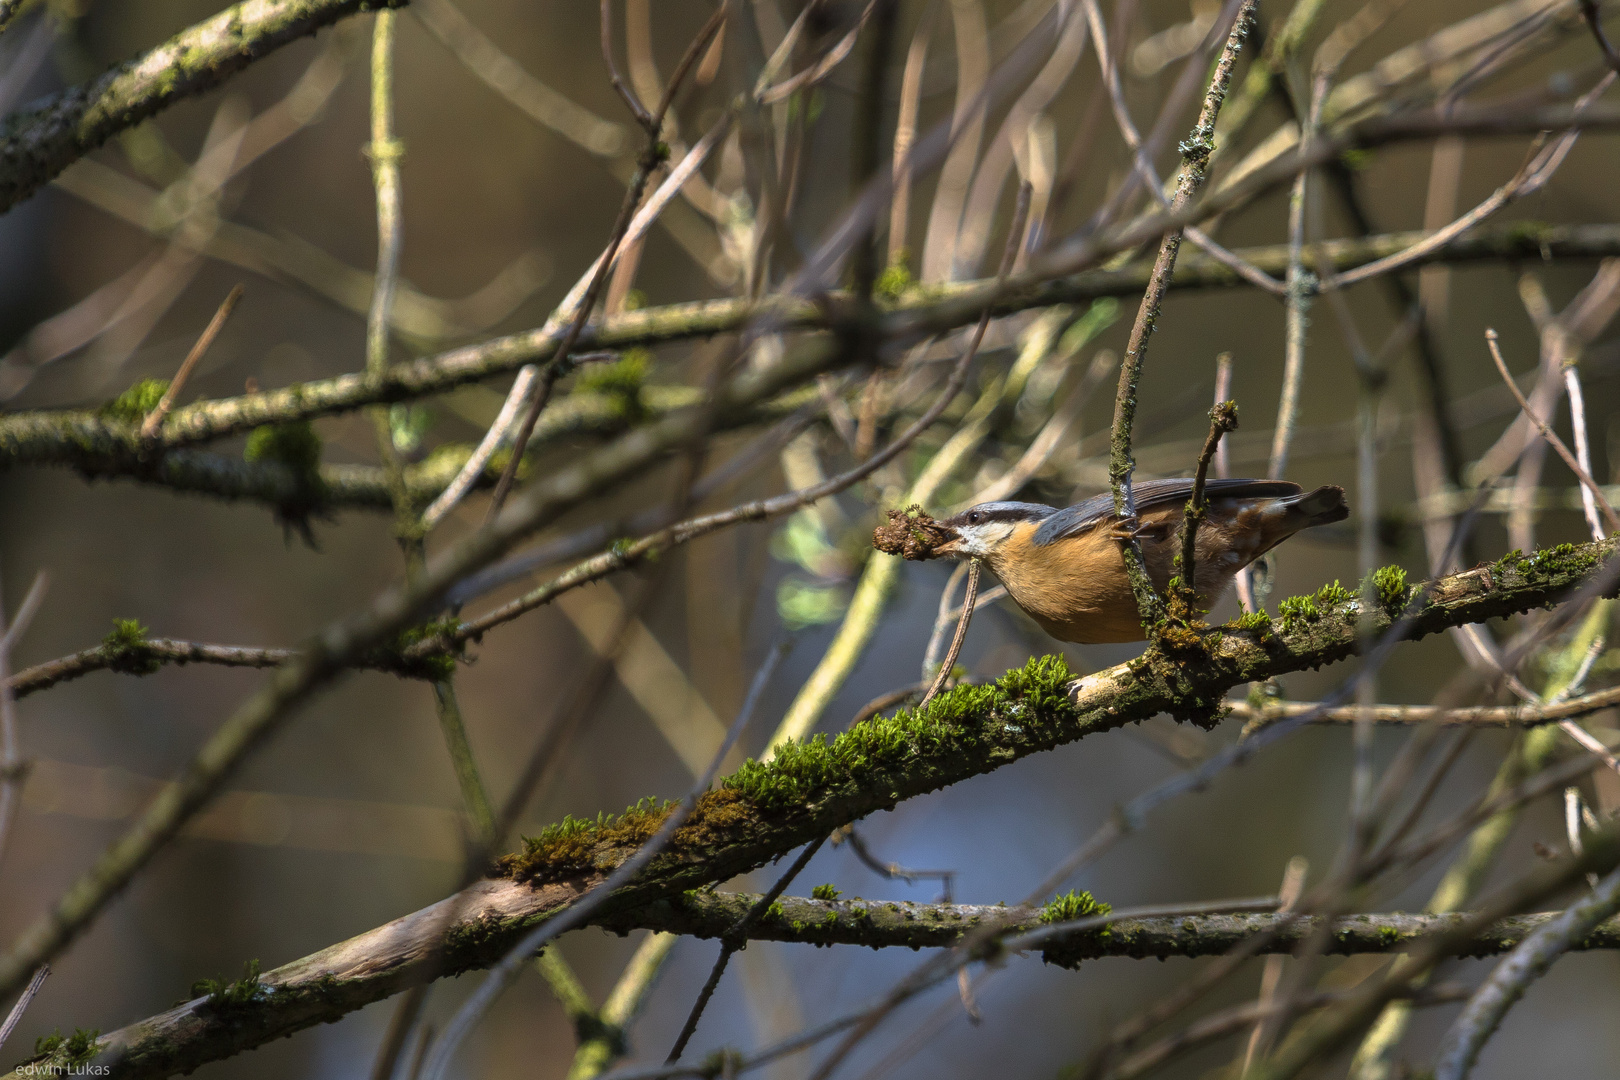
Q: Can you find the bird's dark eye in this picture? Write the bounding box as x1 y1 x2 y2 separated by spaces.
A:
967 511 983 525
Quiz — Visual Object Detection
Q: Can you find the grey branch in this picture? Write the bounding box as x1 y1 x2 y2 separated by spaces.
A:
1229 684 1620 729
65 892 1620 1080
602 892 1620 965
1432 860 1620 1080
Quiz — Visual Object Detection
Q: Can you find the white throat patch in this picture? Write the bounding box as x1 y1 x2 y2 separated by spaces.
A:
953 521 1017 557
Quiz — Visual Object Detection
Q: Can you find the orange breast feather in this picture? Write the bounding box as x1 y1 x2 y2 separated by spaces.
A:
986 523 1145 644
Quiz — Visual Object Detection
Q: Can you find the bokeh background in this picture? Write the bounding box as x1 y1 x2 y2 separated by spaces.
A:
1 0 1619 1077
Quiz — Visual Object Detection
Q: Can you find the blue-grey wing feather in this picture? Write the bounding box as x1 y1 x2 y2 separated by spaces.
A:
1032 479 1302 546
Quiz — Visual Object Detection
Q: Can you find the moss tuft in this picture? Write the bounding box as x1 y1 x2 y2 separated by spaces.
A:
811 883 842 901
874 255 914 301
100 378 169 423
724 654 1076 810
1276 594 1319 634
1313 580 1355 608
385 616 465 680
1039 890 1111 924
192 959 270 1012
102 618 162 675
699 1049 745 1078
30 1028 101 1070
244 419 327 533
577 349 650 422
1361 564 1410 611
1232 609 1272 634
1273 581 1357 634
244 419 322 477
500 796 678 879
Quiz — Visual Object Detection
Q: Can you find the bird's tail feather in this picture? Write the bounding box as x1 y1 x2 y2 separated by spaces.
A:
1284 484 1350 527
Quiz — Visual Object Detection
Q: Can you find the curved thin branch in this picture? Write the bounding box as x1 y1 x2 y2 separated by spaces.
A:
8 639 294 699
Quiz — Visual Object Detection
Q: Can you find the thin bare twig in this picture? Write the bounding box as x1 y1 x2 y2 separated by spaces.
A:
1564 364 1607 540
600 0 653 128
1485 328 1620 534
1231 685 1620 730
0 570 47 873
0 965 48 1053
918 559 979 711
841 828 957 901
1336 70 1619 293
1173 399 1239 614
666 822 823 1063
1078 0 1285 296
888 3 936 268
1240 857 1309 1074
1269 61 1334 483
139 284 244 438
423 116 732 532
1578 0 1620 74
1122 983 1468 1080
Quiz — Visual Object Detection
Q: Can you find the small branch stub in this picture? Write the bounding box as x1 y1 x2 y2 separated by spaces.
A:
1170 399 1240 620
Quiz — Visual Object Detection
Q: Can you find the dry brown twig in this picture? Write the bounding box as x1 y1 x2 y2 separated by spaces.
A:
1485 328 1620 534
139 284 244 439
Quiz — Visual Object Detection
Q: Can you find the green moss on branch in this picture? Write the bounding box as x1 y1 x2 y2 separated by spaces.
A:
30 537 1620 1079
0 384 810 515
595 891 1620 963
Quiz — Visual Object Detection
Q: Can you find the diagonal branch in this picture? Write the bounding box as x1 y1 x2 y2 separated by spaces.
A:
54 534 1620 1080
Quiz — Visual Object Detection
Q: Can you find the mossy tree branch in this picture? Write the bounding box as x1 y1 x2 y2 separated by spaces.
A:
0 0 401 213
3 222 1618 486
596 891 1620 964
54 536 1620 1079
9 384 809 521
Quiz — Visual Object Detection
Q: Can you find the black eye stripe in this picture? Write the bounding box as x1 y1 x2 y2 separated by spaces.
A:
948 503 1052 528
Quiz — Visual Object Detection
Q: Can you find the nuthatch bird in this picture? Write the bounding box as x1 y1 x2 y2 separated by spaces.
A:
927 479 1348 643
